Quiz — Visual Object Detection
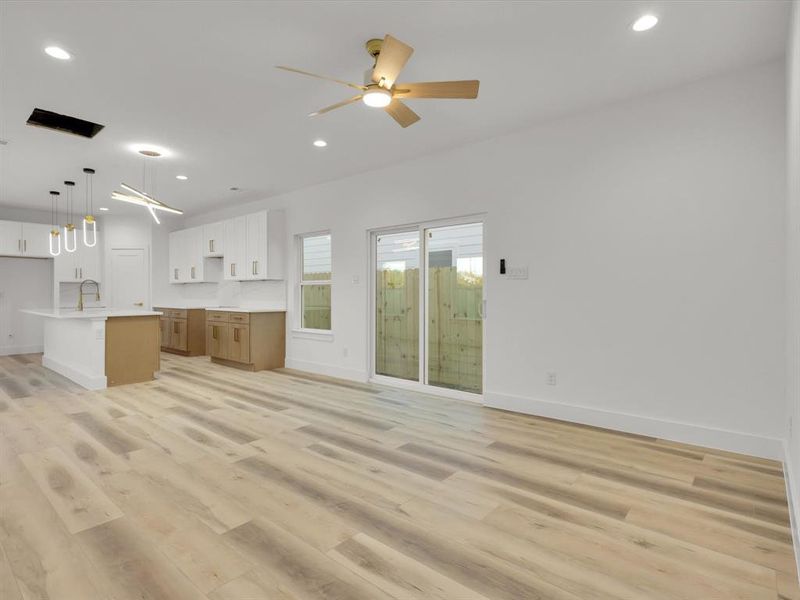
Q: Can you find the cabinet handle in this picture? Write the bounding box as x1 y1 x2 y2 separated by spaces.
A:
212 325 218 340
18 239 21 252
174 268 178 280
174 321 179 334
233 328 240 343
191 266 196 279
74 268 78 279
209 240 212 253
79 268 82 278
231 263 236 277
23 240 26 252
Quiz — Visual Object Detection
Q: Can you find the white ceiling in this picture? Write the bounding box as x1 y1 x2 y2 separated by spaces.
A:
0 0 789 216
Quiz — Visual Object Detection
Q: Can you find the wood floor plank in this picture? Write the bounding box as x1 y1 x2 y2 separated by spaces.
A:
19 446 123 534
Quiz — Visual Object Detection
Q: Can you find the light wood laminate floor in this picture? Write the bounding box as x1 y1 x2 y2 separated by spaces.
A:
0 352 798 599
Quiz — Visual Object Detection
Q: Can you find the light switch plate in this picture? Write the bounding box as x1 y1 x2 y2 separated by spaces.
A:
507 265 529 280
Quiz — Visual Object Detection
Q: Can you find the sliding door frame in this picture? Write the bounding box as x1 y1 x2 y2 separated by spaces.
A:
367 213 486 403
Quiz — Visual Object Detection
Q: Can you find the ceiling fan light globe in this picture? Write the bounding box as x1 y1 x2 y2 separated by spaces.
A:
362 88 392 108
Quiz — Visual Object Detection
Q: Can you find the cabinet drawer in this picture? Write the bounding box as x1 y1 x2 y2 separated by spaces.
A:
207 311 230 323
169 309 188 320
228 312 250 324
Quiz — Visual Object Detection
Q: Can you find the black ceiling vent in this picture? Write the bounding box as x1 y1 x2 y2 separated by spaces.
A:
26 108 105 138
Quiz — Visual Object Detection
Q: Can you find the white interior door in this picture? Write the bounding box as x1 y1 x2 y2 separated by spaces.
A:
108 248 149 308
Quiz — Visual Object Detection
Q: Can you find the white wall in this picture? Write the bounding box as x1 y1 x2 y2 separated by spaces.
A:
784 0 800 576
0 207 55 354
167 61 786 458
0 257 52 355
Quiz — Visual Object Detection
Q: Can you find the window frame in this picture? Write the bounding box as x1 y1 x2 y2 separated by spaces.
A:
297 231 332 334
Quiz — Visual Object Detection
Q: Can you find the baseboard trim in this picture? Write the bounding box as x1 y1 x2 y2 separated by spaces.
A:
783 441 800 582
484 390 784 460
0 345 43 356
285 357 368 383
42 355 106 390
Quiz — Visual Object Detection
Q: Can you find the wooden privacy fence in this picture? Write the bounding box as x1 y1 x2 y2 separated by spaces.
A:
376 267 483 393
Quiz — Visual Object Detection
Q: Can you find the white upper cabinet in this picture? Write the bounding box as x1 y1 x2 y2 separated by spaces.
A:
21 223 53 258
168 226 221 284
245 211 267 279
203 221 224 257
54 231 102 282
169 209 284 283
0 220 54 258
222 210 284 281
223 216 247 281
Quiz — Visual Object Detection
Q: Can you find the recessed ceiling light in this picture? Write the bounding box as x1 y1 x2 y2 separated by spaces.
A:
176 175 188 180
98 207 109 211
313 139 327 148
632 14 659 32
45 46 71 60
128 143 172 158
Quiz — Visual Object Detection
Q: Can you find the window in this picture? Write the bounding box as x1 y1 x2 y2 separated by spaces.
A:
299 233 331 331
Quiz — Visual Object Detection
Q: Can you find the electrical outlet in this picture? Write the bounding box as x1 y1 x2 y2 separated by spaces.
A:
546 371 557 386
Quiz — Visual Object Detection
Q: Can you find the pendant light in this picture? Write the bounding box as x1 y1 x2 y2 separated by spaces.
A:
49 190 61 257
82 168 97 247
111 153 183 223
63 180 77 252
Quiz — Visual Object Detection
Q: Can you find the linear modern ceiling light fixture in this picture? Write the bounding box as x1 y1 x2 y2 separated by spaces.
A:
111 184 183 222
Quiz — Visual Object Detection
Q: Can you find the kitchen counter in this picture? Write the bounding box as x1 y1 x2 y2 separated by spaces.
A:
22 309 161 389
22 308 163 319
205 306 286 313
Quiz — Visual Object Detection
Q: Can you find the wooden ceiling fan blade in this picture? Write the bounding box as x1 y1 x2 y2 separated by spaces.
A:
275 66 366 91
309 95 363 117
394 80 480 99
385 99 420 128
372 35 414 89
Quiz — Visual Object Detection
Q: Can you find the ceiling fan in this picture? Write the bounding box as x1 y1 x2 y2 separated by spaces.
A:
276 34 479 128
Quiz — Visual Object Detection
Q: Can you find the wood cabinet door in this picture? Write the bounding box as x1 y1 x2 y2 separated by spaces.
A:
171 318 188 351
207 323 229 358
229 324 250 363
159 317 171 348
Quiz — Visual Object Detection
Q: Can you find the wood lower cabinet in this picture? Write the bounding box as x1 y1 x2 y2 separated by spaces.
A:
206 310 284 371
155 308 207 356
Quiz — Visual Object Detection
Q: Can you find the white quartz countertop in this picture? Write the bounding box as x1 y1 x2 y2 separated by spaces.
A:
204 306 286 313
21 308 163 320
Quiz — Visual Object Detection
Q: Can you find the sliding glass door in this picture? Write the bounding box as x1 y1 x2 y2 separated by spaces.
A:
375 230 420 381
373 220 483 396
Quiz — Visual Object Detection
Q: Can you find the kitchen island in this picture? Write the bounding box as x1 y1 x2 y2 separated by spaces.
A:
21 309 162 390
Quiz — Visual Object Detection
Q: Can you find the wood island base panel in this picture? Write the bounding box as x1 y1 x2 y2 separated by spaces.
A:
105 315 161 386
